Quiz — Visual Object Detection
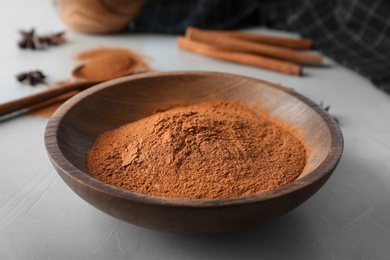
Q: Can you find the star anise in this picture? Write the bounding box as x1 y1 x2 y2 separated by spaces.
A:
18 29 42 49
16 70 46 86
38 31 66 46
319 101 331 112
319 101 339 123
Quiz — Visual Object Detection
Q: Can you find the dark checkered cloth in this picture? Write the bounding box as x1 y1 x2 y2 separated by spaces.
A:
129 0 390 94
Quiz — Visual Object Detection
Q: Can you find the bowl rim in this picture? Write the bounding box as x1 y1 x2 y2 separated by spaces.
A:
45 71 344 208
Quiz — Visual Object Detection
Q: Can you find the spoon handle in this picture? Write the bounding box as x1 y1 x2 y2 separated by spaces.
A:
0 81 97 116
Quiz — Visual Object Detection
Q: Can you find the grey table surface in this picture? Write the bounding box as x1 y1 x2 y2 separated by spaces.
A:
1 1 390 259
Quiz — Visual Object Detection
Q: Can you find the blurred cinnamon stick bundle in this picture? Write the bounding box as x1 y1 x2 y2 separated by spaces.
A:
177 27 324 76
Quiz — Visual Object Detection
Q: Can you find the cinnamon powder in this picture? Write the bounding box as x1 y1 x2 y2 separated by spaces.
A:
76 48 149 81
86 101 306 199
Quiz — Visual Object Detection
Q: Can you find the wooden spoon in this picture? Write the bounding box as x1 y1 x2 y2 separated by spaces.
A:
0 60 143 117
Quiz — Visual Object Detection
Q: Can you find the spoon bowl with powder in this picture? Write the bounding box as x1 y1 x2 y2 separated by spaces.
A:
0 48 149 116
45 71 343 233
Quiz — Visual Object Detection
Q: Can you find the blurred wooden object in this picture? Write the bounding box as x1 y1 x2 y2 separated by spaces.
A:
55 0 143 34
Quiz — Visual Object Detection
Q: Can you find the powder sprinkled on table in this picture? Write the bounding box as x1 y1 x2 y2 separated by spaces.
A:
86 101 306 199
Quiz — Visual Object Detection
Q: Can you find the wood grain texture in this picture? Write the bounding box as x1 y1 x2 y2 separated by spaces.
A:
55 0 142 34
45 71 343 233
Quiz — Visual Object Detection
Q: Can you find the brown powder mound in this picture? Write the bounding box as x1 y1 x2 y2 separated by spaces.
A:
76 48 138 60
76 48 150 80
86 101 306 199
78 53 135 81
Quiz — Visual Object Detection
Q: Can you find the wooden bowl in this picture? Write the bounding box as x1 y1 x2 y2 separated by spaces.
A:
54 0 142 34
45 71 343 233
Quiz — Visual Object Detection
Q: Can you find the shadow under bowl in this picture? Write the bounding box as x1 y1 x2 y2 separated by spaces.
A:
45 71 343 233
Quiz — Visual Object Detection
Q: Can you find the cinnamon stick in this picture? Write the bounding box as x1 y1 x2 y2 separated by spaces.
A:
210 30 313 49
0 81 97 116
177 37 302 76
186 27 323 66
